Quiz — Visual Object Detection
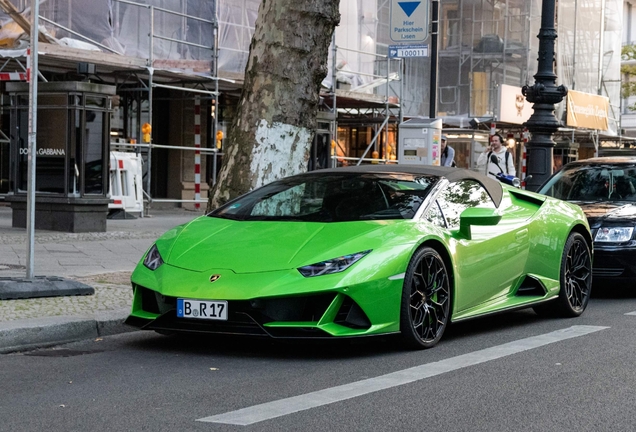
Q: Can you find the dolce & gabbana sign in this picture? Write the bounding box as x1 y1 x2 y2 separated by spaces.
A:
19 148 66 156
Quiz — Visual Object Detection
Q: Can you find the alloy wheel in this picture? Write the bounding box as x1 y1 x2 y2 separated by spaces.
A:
406 249 450 345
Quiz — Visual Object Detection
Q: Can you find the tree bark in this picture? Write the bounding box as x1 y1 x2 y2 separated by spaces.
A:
207 0 340 211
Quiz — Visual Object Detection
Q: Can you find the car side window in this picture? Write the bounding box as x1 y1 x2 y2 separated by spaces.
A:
425 200 446 228
437 180 496 228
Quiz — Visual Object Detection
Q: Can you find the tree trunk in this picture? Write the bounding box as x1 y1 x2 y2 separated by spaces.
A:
207 0 340 211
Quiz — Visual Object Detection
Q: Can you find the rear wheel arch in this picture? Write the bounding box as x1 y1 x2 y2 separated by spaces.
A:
534 229 592 317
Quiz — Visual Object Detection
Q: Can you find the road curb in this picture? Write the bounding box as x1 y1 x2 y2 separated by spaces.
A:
0 308 136 354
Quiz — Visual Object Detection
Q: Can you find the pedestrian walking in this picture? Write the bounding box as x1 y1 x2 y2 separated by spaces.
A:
440 135 455 167
477 133 515 179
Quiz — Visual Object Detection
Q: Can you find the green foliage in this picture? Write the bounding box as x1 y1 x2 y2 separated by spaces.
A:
621 45 636 110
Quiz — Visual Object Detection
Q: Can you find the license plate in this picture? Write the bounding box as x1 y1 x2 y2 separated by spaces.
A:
176 299 228 320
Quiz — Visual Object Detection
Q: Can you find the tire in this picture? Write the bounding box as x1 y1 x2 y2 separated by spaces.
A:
534 232 592 317
400 247 451 349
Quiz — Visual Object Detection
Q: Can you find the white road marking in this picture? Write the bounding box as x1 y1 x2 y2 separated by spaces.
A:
625 311 636 316
197 325 608 426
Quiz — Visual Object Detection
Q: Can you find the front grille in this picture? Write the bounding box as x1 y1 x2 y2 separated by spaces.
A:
135 287 341 337
255 293 336 322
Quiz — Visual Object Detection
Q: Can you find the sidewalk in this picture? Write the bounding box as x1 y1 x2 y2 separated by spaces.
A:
0 203 204 353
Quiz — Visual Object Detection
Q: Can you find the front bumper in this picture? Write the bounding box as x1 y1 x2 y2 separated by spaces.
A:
126 285 397 339
592 243 636 286
125 262 403 338
126 286 377 338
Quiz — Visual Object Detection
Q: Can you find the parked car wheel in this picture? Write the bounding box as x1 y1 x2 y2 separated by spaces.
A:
534 232 592 317
400 247 451 349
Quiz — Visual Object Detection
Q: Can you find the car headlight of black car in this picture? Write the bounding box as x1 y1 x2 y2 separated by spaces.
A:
143 244 164 270
298 250 371 277
594 227 634 243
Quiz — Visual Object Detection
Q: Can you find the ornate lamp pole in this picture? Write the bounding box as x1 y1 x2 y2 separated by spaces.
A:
522 0 568 191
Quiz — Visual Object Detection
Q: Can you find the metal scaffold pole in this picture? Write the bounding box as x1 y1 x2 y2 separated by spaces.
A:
26 0 40 279
331 34 337 168
146 5 155 206
429 0 439 118
212 25 219 187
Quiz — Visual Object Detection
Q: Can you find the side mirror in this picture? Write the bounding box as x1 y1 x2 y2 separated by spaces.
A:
458 207 502 240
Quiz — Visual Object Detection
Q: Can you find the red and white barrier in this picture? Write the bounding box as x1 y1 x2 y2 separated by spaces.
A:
0 72 27 81
521 128 528 189
194 96 201 210
26 48 30 82
109 151 144 214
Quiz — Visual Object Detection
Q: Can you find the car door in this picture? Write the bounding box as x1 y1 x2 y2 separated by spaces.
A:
430 180 530 313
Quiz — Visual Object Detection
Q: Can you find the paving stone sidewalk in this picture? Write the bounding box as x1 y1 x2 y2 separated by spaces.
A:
0 278 132 322
0 204 203 352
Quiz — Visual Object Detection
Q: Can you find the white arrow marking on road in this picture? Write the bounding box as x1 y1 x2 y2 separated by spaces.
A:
197 325 609 426
625 311 636 315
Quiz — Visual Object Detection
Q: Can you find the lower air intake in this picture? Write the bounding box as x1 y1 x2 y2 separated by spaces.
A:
335 296 371 329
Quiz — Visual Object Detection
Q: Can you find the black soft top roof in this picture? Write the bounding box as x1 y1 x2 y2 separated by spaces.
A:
305 164 504 207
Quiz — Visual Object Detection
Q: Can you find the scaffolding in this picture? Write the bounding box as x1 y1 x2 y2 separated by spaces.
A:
0 0 227 208
0 1 624 202
430 0 622 172
435 0 538 122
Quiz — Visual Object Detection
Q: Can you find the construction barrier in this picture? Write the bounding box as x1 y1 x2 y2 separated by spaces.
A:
109 151 144 215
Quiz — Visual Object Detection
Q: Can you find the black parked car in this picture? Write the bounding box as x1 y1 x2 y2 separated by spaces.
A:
538 157 636 286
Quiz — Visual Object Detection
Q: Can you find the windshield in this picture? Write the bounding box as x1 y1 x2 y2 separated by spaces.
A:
209 173 438 222
539 164 636 202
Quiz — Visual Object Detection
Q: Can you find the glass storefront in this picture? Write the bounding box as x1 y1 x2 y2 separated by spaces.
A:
10 86 110 198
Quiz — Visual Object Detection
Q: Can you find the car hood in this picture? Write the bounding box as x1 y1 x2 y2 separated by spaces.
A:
573 201 636 228
159 216 399 273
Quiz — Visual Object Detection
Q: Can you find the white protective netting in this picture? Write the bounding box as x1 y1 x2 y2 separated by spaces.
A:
0 1 620 124
557 0 622 135
0 0 215 63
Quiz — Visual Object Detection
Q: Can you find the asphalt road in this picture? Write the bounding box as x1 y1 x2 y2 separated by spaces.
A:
2 293 636 432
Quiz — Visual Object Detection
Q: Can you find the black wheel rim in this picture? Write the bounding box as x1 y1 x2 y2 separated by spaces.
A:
409 252 450 343
565 239 592 311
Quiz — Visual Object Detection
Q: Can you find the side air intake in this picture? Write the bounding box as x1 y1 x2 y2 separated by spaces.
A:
515 276 548 297
335 296 371 329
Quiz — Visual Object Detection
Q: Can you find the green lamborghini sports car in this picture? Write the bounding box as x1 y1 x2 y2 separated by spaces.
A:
126 165 593 349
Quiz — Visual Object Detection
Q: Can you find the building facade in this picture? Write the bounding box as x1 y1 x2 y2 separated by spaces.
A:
0 0 625 206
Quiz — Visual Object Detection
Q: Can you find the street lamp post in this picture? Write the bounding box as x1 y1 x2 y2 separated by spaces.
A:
521 0 568 191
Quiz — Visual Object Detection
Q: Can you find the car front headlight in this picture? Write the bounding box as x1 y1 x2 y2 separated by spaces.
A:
143 244 164 270
298 250 371 277
595 227 634 243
